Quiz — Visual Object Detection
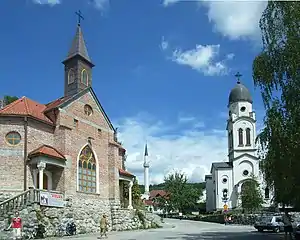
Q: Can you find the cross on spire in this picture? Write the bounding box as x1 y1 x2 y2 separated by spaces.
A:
75 10 84 26
235 72 242 84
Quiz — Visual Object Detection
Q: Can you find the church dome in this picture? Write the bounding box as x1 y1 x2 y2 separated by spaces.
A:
228 81 252 105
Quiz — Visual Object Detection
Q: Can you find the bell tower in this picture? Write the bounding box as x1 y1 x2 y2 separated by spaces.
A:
62 11 95 97
227 72 257 161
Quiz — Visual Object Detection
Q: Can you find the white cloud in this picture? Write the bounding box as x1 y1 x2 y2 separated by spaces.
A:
115 113 228 185
202 1 267 40
162 0 182 7
160 37 169 51
162 0 267 41
91 0 109 11
168 43 234 76
32 0 60 5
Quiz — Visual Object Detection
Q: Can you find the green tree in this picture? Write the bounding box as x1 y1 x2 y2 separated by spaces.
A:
253 1 300 208
241 178 264 213
3 95 18 105
163 171 201 213
132 178 143 209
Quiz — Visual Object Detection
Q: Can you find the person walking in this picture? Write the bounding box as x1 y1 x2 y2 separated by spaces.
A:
99 214 108 239
7 211 22 240
283 211 293 240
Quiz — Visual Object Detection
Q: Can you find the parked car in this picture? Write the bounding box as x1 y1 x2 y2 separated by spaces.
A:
293 222 300 240
254 215 284 233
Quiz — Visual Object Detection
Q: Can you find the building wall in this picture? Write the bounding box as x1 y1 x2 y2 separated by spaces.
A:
55 91 120 199
205 179 214 212
0 117 54 191
216 169 233 209
0 90 122 204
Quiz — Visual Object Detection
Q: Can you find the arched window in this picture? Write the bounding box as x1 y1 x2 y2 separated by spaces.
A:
246 128 251 146
81 69 88 85
78 145 96 193
68 68 75 84
238 128 243 146
264 187 270 199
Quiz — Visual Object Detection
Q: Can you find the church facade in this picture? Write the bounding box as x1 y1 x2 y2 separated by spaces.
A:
0 22 135 209
205 77 272 212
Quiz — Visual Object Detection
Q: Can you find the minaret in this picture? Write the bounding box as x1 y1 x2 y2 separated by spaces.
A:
143 143 150 195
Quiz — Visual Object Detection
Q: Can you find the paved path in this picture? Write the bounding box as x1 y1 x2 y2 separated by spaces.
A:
53 219 286 240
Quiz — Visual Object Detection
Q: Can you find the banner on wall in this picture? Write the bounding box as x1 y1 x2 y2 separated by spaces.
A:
40 191 65 208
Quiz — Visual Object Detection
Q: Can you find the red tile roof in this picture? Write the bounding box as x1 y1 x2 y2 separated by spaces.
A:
119 169 135 177
149 190 168 199
44 96 71 112
28 145 66 160
0 97 53 124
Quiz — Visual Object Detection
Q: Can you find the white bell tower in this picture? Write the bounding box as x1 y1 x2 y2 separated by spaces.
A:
227 72 257 162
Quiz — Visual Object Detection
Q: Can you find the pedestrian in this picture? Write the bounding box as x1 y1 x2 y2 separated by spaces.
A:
283 211 293 240
224 215 228 225
99 214 108 239
7 211 22 240
228 215 232 224
179 212 183 220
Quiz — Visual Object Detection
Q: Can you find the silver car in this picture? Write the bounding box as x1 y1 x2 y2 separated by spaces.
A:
254 215 284 233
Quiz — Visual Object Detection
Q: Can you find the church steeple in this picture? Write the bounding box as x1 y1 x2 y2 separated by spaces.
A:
62 11 95 97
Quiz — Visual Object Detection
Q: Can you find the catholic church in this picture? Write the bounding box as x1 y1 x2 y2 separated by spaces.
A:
205 75 273 212
0 17 135 211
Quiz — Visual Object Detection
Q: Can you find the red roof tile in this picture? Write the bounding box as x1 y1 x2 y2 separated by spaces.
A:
44 96 71 112
28 145 66 160
0 97 53 124
149 190 167 199
119 169 135 177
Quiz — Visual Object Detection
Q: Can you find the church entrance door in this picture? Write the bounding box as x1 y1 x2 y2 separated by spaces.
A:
37 172 48 190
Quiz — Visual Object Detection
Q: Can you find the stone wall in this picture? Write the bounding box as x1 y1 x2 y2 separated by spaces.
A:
0 196 162 239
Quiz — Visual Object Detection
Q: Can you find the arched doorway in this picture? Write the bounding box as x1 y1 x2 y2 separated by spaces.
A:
37 172 48 190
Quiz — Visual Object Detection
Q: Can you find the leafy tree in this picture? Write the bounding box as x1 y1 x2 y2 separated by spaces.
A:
253 1 300 208
163 171 201 213
132 178 143 209
3 95 18 105
241 177 264 213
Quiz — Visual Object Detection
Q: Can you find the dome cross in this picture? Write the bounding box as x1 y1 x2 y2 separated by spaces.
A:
235 72 242 84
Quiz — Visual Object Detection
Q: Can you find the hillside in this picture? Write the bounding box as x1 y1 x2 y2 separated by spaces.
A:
139 182 206 194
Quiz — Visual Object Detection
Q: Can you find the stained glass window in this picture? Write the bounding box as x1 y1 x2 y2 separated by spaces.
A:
78 145 97 193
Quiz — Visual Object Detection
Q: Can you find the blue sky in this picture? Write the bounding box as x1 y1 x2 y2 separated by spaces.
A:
1 0 268 184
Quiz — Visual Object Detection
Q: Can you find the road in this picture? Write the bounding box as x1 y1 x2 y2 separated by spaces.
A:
52 219 286 240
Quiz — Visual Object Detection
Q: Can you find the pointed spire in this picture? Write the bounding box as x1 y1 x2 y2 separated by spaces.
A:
144 143 148 157
63 24 94 66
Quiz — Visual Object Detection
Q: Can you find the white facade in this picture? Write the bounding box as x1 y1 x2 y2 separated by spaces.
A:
205 80 273 212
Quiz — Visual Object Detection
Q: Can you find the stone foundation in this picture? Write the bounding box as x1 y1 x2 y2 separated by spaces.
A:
0 194 162 239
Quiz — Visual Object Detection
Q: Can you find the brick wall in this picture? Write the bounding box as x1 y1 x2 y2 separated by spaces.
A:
0 90 124 203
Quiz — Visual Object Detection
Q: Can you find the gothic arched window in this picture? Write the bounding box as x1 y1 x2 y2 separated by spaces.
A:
78 145 97 193
246 128 251 146
238 128 243 146
68 68 75 84
81 69 88 85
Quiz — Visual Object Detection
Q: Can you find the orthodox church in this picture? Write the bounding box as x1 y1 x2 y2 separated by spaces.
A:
0 19 135 209
205 75 272 212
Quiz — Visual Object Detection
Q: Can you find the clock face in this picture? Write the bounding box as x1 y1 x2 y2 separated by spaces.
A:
68 68 75 84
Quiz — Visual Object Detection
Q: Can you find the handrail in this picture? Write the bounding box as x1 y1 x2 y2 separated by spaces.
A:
0 188 40 216
0 189 31 206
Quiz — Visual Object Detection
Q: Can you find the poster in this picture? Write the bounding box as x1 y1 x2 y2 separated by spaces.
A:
40 191 65 208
